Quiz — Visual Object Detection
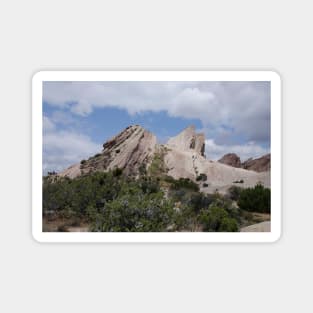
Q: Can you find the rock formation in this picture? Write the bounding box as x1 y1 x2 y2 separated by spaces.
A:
167 125 205 157
58 124 270 194
59 125 157 178
218 153 270 173
218 153 242 168
242 154 271 172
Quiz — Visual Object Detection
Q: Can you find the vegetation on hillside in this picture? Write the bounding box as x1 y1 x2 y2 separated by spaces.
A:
42 169 271 232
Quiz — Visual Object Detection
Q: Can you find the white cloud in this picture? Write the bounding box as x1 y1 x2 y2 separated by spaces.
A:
43 81 270 145
43 116 55 132
70 100 93 116
205 139 269 162
43 82 270 171
43 130 100 173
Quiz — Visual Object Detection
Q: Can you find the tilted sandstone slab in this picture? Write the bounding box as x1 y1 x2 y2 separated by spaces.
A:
59 125 157 178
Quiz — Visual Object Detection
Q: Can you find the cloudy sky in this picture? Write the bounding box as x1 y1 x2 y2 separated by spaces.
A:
43 81 270 173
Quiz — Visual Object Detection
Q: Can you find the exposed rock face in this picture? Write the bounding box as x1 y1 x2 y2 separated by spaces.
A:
59 125 157 178
218 153 270 173
58 124 270 194
167 125 205 156
163 127 270 193
218 153 242 168
242 154 271 172
164 148 270 194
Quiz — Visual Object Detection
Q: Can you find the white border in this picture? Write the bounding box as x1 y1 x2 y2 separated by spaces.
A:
32 71 281 243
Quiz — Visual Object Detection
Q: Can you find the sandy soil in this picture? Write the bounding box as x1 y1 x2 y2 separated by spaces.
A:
43 217 90 232
240 221 271 232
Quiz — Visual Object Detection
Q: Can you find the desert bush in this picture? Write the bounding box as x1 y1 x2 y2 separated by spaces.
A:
238 184 270 213
233 179 244 184
170 177 199 192
112 167 123 177
189 193 213 213
227 185 243 201
196 173 207 181
199 205 238 232
139 163 147 176
89 192 175 232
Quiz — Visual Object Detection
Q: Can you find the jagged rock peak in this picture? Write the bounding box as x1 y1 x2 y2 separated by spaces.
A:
98 124 157 175
102 125 145 151
167 125 205 156
218 153 242 168
59 125 157 178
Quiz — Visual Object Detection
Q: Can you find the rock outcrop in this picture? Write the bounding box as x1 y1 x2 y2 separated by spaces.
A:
58 124 270 194
59 125 157 178
218 153 242 168
242 154 271 172
167 125 205 157
240 221 271 232
218 153 270 173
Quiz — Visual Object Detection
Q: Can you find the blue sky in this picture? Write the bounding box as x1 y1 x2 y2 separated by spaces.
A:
43 81 270 173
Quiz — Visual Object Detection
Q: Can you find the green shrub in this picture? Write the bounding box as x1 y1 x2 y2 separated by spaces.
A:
227 186 242 201
139 178 160 194
238 184 270 213
196 173 207 181
171 178 199 192
89 192 174 232
203 183 208 187
43 169 245 232
199 205 238 232
233 179 244 184
80 159 87 164
219 217 238 232
148 151 167 176
189 193 213 213
112 167 123 177
139 163 147 176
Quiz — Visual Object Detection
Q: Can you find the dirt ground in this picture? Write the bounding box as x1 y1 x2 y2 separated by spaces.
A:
43 216 90 232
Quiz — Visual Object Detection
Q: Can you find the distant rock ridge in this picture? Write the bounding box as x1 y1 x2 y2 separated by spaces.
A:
218 153 242 168
242 153 271 172
218 153 270 172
